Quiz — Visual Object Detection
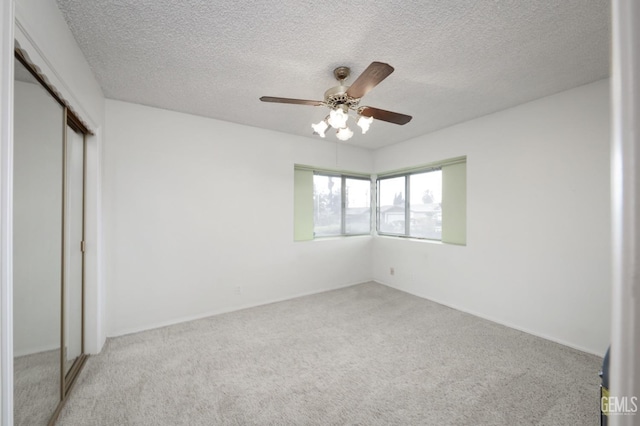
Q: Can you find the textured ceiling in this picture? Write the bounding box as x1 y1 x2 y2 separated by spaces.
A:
55 0 610 149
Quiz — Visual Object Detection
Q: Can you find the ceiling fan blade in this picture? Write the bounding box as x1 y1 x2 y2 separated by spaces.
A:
260 96 323 106
359 106 412 125
346 62 395 99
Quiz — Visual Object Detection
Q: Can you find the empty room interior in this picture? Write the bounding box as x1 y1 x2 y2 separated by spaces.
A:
2 0 638 425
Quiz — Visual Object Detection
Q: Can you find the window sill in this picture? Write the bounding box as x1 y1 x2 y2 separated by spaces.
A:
374 234 470 246
315 234 372 240
295 234 373 242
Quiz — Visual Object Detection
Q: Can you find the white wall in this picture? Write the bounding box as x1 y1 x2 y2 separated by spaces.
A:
373 80 611 356
14 0 107 354
106 81 612 355
104 100 373 336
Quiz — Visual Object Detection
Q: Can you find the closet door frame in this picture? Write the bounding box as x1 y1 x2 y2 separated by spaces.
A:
60 114 88 398
14 49 91 426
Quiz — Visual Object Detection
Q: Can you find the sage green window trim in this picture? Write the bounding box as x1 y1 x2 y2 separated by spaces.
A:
293 168 314 241
441 161 467 245
294 164 370 179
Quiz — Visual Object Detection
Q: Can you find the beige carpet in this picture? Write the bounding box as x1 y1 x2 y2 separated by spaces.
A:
56 282 603 425
14 349 60 426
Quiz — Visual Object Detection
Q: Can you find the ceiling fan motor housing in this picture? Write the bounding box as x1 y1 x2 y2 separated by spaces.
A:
324 85 360 110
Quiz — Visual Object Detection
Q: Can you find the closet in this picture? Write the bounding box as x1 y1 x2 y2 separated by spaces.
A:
13 51 89 426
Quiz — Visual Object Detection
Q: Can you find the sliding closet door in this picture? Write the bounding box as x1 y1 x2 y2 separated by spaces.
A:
13 51 90 426
63 124 84 380
13 57 64 426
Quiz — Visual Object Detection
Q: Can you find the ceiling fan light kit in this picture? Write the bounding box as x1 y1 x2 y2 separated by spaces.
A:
311 120 329 137
357 115 373 134
327 106 349 129
260 62 412 142
336 126 354 141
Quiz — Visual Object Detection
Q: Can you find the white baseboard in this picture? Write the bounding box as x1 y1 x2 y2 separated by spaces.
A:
374 279 605 358
109 279 373 339
13 343 59 358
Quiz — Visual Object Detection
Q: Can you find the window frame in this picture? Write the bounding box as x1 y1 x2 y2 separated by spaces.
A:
342 174 374 236
313 171 372 238
376 156 466 244
293 164 375 242
294 157 464 244
376 166 442 240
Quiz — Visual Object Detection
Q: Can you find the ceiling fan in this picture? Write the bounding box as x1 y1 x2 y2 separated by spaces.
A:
260 62 412 141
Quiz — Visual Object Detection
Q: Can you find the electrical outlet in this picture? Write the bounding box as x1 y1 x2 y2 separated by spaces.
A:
390 267 395 276
235 286 242 295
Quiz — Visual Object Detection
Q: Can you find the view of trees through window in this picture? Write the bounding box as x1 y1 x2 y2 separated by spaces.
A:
310 169 442 239
313 174 370 237
378 170 442 240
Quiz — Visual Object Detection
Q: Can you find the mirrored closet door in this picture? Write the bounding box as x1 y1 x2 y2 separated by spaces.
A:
13 51 90 426
63 122 85 381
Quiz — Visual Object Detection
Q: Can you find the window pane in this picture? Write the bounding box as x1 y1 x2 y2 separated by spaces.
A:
345 178 370 234
313 174 342 237
378 176 406 234
409 171 442 239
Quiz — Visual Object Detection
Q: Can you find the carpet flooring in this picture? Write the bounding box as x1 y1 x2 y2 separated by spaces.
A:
14 349 60 426
55 282 603 425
